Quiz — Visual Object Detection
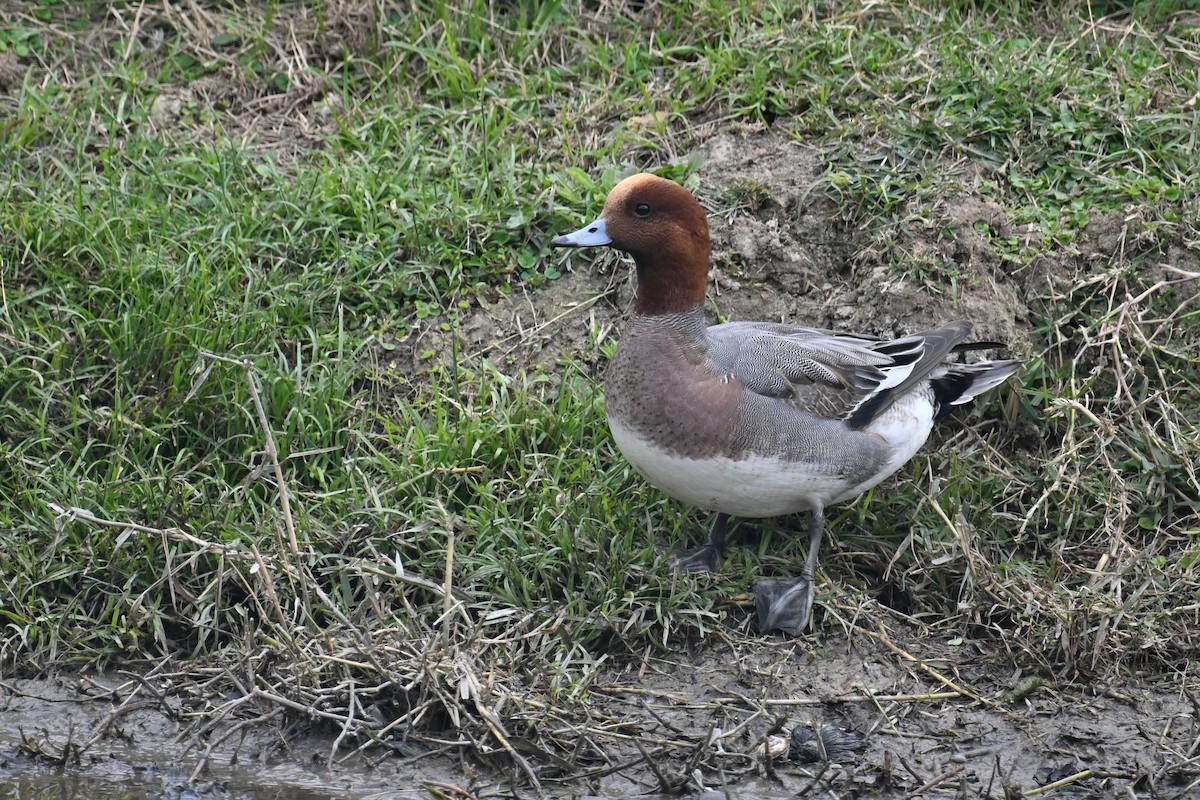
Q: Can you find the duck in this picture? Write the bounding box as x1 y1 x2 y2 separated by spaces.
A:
551 172 1021 635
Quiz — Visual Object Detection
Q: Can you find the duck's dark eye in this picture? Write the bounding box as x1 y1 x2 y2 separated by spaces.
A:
634 202 651 217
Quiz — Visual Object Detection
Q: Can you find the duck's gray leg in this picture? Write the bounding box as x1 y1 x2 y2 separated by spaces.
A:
755 505 825 634
672 512 728 573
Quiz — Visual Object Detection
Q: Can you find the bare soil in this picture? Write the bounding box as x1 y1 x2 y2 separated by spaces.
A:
2 626 1196 798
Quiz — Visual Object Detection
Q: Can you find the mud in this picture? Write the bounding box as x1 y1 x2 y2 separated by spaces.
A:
571 630 1198 797
0 672 456 799
3 628 1197 798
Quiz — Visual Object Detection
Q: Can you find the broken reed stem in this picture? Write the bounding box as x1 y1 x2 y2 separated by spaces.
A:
635 738 675 793
926 492 980 586
443 517 455 643
185 352 307 622
188 709 282 783
330 675 359 770
910 764 966 796
854 623 1007 714
355 560 471 602
248 540 288 627
1024 768 1093 796
468 680 542 791
240 358 300 560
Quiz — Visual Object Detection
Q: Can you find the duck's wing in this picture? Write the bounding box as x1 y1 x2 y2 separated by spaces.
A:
705 320 975 425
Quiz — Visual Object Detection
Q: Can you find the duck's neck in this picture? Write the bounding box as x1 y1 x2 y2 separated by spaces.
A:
630 238 710 317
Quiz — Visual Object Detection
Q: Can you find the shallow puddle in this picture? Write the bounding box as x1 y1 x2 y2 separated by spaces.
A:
0 762 369 800
1 775 308 800
0 730 406 800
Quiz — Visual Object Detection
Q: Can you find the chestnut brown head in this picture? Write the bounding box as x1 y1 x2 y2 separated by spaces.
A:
552 173 711 315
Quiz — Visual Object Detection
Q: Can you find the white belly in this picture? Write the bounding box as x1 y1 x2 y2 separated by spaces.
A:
608 417 846 517
606 393 937 518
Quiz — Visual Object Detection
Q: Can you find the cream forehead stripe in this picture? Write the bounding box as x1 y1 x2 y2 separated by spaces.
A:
603 173 660 212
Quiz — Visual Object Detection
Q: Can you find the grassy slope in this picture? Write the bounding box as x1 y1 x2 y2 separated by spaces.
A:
1 0 1197 723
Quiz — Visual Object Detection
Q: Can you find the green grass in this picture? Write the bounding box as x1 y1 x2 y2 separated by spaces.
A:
2 0 1199 770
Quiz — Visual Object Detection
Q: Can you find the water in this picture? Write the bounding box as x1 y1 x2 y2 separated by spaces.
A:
0 763 359 800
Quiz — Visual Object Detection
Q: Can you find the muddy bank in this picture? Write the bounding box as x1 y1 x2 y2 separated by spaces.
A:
3 625 1196 798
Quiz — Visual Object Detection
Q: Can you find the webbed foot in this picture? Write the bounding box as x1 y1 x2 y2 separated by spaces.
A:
754 576 814 635
671 544 723 573
671 512 729 574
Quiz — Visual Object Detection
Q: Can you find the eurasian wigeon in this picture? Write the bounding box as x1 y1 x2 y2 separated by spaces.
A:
552 172 1021 635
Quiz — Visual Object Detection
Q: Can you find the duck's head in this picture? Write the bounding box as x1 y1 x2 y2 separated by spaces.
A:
552 173 710 316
